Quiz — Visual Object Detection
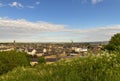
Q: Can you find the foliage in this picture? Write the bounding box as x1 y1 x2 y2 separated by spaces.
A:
38 56 46 64
105 33 120 51
0 51 30 75
0 51 120 81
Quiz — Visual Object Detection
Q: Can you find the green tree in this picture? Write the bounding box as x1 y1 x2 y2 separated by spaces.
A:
105 33 120 51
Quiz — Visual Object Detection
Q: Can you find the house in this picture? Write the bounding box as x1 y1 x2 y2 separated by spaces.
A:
0 47 14 52
36 49 43 57
27 49 36 56
70 47 80 56
43 48 48 55
30 55 38 66
70 47 88 56
80 48 88 56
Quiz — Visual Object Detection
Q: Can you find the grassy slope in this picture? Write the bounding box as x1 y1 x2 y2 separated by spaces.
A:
0 52 120 81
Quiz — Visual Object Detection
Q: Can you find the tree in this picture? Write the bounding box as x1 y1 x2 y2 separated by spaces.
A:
105 33 120 51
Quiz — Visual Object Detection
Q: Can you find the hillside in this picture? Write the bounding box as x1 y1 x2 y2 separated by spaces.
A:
0 51 120 81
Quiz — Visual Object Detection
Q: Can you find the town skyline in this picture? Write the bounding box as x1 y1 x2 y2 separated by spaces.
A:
0 0 120 42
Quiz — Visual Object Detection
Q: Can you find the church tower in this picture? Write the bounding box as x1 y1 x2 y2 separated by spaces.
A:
13 40 16 49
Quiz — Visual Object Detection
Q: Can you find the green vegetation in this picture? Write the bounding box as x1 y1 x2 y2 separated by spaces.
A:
105 33 120 51
38 56 46 64
0 51 120 81
0 51 30 75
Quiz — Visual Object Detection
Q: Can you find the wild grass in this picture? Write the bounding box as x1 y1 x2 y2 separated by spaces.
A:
0 51 120 81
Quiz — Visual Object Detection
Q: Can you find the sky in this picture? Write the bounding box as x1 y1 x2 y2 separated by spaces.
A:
0 0 120 42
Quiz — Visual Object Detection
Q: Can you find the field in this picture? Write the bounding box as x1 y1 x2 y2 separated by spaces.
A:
0 51 120 81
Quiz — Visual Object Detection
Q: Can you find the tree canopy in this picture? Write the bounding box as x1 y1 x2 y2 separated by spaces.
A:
105 33 120 51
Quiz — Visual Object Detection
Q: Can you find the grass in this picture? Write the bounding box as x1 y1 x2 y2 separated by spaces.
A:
0 51 120 81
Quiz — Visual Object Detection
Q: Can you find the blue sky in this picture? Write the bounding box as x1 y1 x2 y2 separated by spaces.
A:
0 0 120 42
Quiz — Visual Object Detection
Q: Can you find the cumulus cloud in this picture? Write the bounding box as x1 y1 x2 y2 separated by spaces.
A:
9 2 23 8
91 0 103 4
0 18 65 40
0 18 119 42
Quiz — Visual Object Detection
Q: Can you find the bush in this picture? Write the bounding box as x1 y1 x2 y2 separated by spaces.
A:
0 51 30 75
38 56 46 64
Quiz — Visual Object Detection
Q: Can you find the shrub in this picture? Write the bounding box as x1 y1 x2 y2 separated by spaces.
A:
0 51 30 75
38 56 46 64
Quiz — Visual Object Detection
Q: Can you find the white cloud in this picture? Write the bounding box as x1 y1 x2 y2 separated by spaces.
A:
8 1 38 9
9 2 23 8
35 1 40 5
0 2 37 9
81 0 103 5
0 17 120 42
91 0 103 4
64 25 120 42
0 18 65 40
